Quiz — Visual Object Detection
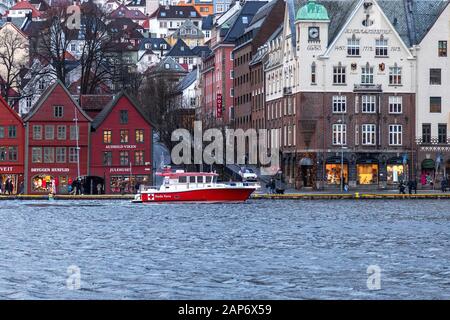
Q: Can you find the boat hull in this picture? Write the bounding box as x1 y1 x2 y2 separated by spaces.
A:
136 187 255 203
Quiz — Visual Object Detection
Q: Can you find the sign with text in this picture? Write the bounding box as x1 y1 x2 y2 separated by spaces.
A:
216 93 223 118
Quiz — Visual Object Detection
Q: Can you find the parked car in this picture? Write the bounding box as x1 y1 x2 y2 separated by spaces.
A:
239 168 258 182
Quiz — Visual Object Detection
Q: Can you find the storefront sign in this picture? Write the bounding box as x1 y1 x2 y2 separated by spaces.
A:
105 145 137 150
0 166 13 173
30 168 70 173
216 93 222 118
109 168 131 173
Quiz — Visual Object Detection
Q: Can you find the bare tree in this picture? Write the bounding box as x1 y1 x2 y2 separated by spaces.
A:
0 26 29 101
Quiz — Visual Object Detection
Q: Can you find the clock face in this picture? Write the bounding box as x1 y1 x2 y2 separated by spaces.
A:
309 27 320 40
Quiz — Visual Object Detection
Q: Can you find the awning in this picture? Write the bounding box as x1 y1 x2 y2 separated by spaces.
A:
299 157 313 166
325 157 349 164
357 158 379 164
422 159 435 169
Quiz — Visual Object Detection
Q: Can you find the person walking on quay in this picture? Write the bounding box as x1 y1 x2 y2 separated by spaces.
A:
441 177 448 192
97 183 102 195
407 180 413 195
8 179 14 195
399 181 406 194
5 178 11 195
18 181 24 195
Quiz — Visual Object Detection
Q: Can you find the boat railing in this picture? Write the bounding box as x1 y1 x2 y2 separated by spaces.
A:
140 185 159 192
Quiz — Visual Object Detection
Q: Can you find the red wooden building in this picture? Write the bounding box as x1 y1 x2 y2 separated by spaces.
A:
90 92 153 194
23 81 92 194
0 96 25 194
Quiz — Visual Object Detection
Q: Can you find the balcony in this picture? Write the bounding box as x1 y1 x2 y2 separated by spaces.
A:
353 84 382 93
283 87 292 96
416 137 450 145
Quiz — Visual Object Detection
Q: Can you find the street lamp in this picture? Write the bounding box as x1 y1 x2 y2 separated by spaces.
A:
337 113 347 192
73 106 81 180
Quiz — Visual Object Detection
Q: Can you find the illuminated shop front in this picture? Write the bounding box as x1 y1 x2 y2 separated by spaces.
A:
357 159 379 185
110 175 150 193
325 157 348 185
386 157 406 184
0 166 24 194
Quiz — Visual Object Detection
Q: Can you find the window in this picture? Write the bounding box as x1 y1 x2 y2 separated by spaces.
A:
430 97 442 113
438 124 447 144
103 152 112 166
44 147 54 163
332 95 347 113
120 130 129 143
230 70 234 79
26 97 32 110
33 125 42 140
32 147 42 163
135 150 144 165
135 129 144 143
0 147 5 161
103 130 112 144
389 125 402 145
8 125 16 138
45 125 54 140
69 147 78 163
230 88 234 97
311 62 316 84
0 127 3 138
333 65 346 84
438 41 447 57
361 65 374 84
8 146 17 161
70 126 78 140
422 124 431 143
54 106 64 118
375 37 388 56
332 124 346 145
430 69 441 85
389 96 402 114
38 79 45 90
120 110 128 124
347 36 360 56
57 125 66 140
120 151 129 166
389 65 402 85
362 124 376 145
56 147 66 163
362 95 376 113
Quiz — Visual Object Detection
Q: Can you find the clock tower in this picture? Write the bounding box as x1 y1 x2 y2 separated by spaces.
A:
295 0 330 47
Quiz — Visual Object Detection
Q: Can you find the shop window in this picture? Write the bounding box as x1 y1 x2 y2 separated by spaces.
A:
326 163 348 184
32 175 54 193
0 174 18 194
387 164 405 184
357 164 378 184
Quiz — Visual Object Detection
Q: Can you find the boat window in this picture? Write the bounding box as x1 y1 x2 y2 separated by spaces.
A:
179 176 187 183
196 176 204 183
206 176 212 183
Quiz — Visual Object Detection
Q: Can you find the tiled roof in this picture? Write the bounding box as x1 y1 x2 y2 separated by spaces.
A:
191 45 211 57
139 37 171 51
80 95 114 112
201 14 214 30
149 5 201 19
109 4 147 20
166 39 194 57
9 1 42 18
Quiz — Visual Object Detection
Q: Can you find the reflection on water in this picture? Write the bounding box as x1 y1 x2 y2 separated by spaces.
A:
1 199 450 299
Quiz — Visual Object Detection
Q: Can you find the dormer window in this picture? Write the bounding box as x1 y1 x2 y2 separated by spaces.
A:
242 16 248 24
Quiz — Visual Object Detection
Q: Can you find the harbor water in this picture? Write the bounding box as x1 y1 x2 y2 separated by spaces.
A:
1 199 450 299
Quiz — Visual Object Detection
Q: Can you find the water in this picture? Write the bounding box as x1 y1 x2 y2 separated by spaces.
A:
1 199 450 299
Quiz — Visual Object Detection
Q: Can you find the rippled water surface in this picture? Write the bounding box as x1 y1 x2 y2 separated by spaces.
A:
1 199 450 299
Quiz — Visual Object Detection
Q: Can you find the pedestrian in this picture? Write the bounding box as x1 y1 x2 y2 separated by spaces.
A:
407 180 413 195
9 179 14 195
135 182 140 194
5 179 10 195
399 181 406 194
441 177 448 192
97 183 102 195
412 179 417 194
18 181 24 195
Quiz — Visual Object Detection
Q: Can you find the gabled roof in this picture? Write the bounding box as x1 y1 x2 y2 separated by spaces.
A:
149 5 201 19
23 80 93 122
139 37 171 51
109 4 147 20
191 45 211 57
166 39 194 57
153 56 187 73
223 1 268 44
171 19 204 39
80 94 114 112
92 91 155 129
9 1 42 18
201 14 214 30
0 95 23 124
175 68 197 93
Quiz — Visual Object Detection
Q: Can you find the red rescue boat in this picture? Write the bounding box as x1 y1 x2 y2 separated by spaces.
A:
133 168 258 203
